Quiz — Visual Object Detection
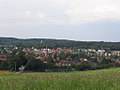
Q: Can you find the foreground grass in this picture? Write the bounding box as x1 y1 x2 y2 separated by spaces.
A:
0 68 120 90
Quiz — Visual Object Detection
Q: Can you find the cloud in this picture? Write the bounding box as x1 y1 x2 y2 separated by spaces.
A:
65 0 120 24
0 11 47 25
0 0 120 25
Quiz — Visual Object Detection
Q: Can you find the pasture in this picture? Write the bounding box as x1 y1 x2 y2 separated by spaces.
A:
0 68 120 90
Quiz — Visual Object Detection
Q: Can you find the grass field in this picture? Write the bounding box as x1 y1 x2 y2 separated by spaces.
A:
0 68 120 90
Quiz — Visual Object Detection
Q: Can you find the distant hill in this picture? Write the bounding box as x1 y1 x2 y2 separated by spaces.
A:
0 37 120 50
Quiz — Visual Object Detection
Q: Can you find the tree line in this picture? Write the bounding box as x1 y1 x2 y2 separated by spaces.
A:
0 37 120 50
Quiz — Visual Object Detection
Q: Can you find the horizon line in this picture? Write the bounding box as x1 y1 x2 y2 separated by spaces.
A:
0 36 120 42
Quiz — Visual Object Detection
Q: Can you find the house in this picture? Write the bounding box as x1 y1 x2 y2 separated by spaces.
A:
0 54 8 61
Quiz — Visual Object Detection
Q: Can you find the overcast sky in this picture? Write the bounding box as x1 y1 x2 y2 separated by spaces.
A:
0 0 120 41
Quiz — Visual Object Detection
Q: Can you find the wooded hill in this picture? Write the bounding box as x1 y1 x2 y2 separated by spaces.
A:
0 37 120 50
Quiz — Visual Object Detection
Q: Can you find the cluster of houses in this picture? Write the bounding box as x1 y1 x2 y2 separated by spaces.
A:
0 47 12 61
0 45 120 66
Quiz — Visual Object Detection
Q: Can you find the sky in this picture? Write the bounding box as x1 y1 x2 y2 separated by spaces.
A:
0 0 120 41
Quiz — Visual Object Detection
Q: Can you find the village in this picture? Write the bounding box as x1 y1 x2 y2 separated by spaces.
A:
0 45 120 71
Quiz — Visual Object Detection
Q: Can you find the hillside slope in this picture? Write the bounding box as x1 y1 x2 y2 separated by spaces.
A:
0 37 120 50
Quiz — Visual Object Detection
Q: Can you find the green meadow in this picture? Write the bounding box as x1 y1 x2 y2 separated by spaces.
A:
0 68 120 90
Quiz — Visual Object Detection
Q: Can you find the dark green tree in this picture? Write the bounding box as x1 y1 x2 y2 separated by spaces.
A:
26 58 46 71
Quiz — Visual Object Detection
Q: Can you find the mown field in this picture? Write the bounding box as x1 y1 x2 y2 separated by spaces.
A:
0 68 120 90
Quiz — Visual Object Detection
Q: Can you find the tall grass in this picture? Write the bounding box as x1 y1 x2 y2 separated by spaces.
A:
0 68 120 90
